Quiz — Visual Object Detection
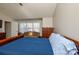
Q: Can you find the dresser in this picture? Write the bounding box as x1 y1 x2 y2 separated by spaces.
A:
0 32 6 40
42 27 54 38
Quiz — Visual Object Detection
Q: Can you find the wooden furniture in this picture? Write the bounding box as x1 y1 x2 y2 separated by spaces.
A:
0 34 24 46
0 32 6 40
42 27 54 38
24 31 40 37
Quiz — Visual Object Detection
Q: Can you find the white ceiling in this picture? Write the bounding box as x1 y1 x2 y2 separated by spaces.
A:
0 3 56 19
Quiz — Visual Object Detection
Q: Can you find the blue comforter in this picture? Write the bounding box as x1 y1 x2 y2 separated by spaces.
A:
0 37 53 55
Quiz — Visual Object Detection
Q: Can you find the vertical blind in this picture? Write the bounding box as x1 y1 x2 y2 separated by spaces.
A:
19 22 40 33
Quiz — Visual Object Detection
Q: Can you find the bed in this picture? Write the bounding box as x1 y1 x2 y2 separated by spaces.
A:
0 37 53 55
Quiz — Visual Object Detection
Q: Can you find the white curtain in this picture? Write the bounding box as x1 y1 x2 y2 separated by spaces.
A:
19 22 40 33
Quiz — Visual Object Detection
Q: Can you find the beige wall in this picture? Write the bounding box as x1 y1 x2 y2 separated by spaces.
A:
42 17 53 27
0 12 12 32
11 21 18 37
53 3 79 40
0 12 18 37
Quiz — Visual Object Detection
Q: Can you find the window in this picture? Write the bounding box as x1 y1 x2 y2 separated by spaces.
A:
27 23 33 31
19 22 40 33
19 23 27 33
33 23 40 32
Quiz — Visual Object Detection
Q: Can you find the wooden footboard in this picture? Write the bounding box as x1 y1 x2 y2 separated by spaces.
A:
0 34 24 46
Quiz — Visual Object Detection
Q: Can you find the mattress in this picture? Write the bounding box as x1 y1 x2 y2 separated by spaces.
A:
0 37 53 55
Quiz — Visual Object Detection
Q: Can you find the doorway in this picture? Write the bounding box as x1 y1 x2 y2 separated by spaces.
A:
5 21 11 38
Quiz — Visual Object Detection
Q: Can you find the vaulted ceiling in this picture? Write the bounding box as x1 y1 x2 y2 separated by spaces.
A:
0 3 56 19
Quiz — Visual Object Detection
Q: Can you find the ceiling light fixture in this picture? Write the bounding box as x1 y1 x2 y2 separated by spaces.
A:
19 3 23 6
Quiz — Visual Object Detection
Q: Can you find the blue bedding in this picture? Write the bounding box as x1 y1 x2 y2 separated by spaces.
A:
0 37 53 55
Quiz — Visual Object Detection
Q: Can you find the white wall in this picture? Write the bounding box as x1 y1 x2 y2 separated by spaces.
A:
11 21 18 36
0 12 18 37
42 17 53 27
0 12 12 32
54 3 79 40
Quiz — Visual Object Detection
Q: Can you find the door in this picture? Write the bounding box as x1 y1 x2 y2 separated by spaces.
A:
5 21 11 38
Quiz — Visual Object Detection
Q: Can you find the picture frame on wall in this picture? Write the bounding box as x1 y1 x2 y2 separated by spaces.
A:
0 20 2 28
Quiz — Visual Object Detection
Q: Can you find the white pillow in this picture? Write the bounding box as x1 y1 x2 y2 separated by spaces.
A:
49 33 67 55
49 33 61 45
59 36 78 55
49 33 77 55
